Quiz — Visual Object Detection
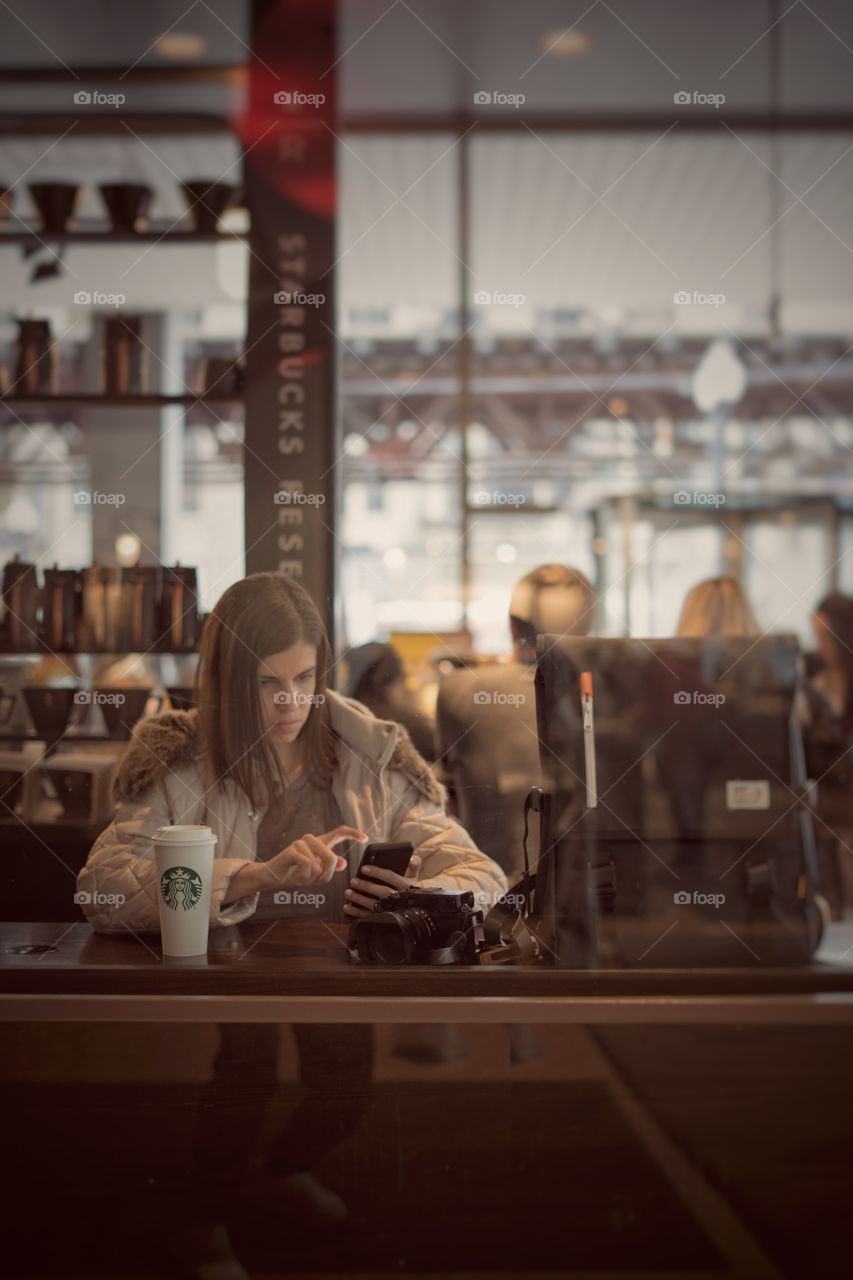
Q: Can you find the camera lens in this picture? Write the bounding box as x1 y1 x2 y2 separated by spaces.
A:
354 908 435 964
363 916 409 964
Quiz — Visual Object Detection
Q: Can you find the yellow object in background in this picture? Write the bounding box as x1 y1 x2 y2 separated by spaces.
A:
389 630 475 719
389 629 473 670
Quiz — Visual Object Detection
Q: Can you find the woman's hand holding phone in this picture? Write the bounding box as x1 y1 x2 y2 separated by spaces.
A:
226 826 368 902
259 826 368 889
343 854 421 919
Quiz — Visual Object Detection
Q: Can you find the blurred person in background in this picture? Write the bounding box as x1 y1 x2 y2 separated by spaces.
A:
804 593 853 918
676 575 761 638
436 565 597 883
668 577 843 917
811 593 853 731
657 575 762 852
344 640 437 762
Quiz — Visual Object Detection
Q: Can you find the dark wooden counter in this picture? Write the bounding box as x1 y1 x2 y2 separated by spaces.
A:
4 920 853 1278
3 919 853 1022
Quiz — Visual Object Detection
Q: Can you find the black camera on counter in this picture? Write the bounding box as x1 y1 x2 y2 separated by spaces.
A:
347 887 485 965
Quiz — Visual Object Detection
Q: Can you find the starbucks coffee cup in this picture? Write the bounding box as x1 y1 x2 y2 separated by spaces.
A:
153 825 217 957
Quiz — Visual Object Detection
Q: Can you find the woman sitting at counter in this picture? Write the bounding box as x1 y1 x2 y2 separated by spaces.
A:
76 571 507 932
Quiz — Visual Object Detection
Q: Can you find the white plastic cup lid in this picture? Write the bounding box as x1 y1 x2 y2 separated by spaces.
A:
153 824 217 847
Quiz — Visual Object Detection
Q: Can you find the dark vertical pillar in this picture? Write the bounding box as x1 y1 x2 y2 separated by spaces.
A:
241 0 337 641
458 133 472 636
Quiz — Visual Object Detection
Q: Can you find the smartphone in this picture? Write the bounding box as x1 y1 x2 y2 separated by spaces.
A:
356 841 414 878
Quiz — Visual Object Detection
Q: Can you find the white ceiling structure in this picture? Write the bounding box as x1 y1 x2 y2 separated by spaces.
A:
3 124 850 336
338 128 853 338
337 0 853 116
0 0 851 114
1 1 852 633
1 1 851 337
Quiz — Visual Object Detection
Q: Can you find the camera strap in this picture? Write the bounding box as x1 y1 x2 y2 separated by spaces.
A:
427 931 472 965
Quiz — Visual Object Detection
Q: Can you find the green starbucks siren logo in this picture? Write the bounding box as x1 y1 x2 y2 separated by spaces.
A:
160 865 203 911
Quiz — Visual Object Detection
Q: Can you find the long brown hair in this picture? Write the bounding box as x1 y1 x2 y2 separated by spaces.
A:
815 592 853 720
676 576 760 638
196 572 337 809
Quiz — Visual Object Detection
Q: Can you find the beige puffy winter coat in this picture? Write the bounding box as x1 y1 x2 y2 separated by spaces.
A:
77 689 508 932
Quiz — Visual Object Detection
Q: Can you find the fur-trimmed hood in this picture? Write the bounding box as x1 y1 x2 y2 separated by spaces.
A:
81 687 508 936
114 688 443 808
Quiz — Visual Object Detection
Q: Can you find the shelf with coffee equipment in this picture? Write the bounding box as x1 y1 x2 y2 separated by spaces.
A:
0 706 194 747
0 733 154 743
2 556 206 656
0 684 197 823
0 393 244 409
0 818 101 829
0 228 248 245
4 180 246 241
0 647 202 656
7 310 246 405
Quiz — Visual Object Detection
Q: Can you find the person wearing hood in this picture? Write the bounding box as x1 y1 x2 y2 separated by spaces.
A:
76 571 507 1280
77 571 507 932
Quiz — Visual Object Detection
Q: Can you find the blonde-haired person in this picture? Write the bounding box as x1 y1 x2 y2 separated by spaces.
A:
675 570 812 721
676 575 760 638
652 575 759 852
